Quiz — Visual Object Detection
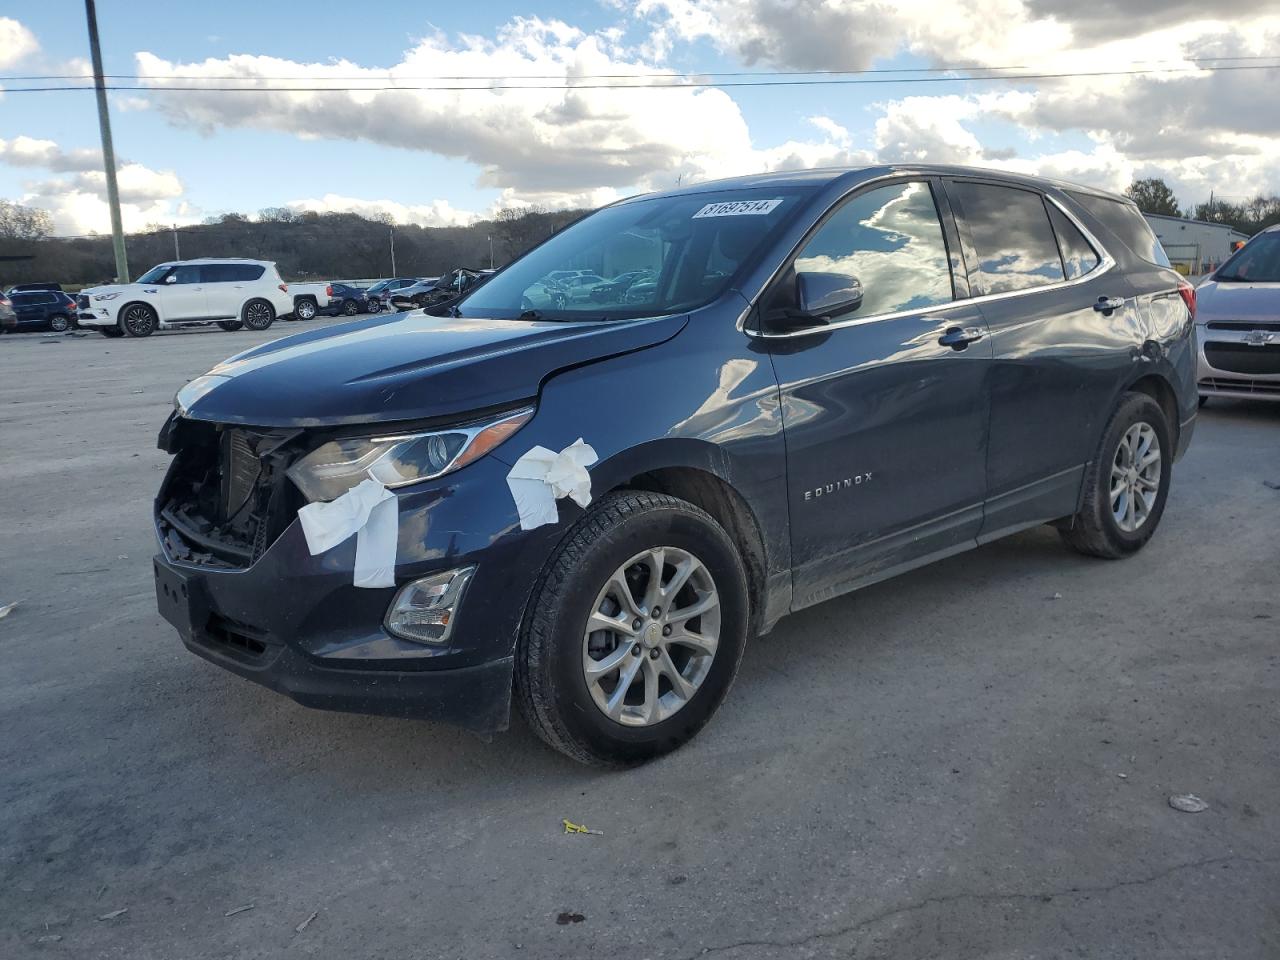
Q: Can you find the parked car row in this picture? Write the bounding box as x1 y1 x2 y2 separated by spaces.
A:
0 288 79 333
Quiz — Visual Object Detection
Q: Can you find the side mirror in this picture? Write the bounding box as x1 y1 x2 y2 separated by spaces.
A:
796 271 862 321
164 274 178 284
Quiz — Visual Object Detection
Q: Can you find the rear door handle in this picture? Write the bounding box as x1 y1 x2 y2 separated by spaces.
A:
1094 296 1126 313
939 326 985 350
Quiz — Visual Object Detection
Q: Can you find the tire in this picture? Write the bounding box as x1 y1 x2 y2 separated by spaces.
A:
342 299 359 316
367 299 381 314
1059 391 1173 559
99 326 124 338
49 314 70 333
516 491 749 767
241 299 275 331
120 303 157 338
217 320 243 332
294 298 317 321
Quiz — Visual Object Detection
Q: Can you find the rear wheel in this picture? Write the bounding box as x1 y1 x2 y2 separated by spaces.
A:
294 298 317 321
120 303 157 338
342 299 359 316
217 320 243 332
516 492 749 767
1059 392 1172 559
242 299 275 331
49 314 70 333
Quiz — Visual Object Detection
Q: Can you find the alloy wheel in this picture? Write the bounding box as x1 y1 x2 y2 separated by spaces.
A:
1110 421 1161 533
296 300 316 320
50 315 69 332
582 546 721 726
244 301 273 330
122 304 155 336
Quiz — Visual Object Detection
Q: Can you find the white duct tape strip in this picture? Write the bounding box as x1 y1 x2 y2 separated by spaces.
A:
297 476 398 588
505 438 599 531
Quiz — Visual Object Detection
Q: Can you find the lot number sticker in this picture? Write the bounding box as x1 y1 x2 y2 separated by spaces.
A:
692 198 784 218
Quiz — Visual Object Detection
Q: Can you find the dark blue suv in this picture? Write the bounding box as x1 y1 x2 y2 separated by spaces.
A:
153 165 1197 765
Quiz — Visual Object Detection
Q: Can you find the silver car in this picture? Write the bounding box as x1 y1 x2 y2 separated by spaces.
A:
1196 224 1280 403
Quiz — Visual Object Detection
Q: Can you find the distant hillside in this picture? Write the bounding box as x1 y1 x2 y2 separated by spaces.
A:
0 205 588 289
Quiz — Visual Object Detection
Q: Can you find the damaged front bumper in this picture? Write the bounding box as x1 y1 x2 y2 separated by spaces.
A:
152 416 558 734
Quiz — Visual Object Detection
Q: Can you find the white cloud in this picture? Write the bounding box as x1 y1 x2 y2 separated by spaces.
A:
0 136 102 172
0 18 38 70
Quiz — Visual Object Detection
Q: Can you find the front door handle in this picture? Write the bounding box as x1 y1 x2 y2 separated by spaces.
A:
1094 296 1126 313
939 326 985 350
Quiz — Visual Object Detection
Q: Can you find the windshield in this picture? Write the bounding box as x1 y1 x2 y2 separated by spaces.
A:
137 264 174 284
1215 232 1280 282
459 187 811 320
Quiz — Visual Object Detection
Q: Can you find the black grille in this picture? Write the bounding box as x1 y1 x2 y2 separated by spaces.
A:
1204 342 1280 375
1199 377 1280 396
1206 320 1280 331
223 430 262 519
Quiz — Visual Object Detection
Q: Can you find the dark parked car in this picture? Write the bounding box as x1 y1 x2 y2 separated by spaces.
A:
153 165 1197 766
389 268 491 310
5 282 64 295
364 277 422 311
320 282 372 317
1 289 78 332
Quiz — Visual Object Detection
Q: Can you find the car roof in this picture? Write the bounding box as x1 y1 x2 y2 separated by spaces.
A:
622 164 1131 206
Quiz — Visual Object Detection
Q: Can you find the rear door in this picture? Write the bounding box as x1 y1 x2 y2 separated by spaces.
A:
10 292 40 327
764 178 992 609
944 178 1136 539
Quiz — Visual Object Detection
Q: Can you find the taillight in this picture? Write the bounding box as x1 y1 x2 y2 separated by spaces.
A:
1177 280 1196 320
326 284 333 297
278 283 288 293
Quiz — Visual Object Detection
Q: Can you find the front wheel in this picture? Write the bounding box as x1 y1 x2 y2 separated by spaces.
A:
1059 391 1172 559
516 492 749 767
366 299 381 313
241 299 275 331
120 303 157 337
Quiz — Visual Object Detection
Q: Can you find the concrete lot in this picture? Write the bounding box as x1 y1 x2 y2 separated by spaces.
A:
1 318 1278 959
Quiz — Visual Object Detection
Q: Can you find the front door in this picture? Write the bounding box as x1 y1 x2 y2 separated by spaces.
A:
763 179 991 610
154 264 207 321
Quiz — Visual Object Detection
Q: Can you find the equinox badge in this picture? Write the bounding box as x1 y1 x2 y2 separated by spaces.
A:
804 473 873 501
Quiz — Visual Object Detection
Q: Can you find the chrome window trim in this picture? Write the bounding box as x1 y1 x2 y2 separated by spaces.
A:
740 181 1116 339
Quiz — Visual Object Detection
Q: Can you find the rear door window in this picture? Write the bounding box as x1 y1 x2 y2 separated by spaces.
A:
1047 204 1102 280
950 182 1065 295
784 180 956 320
1067 192 1171 267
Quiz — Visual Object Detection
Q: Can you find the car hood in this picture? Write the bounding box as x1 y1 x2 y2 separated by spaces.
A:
179 311 689 427
81 282 157 298
1195 279 1280 322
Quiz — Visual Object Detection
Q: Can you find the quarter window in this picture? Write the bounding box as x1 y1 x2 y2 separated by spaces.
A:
788 181 955 320
1047 204 1101 280
952 182 1065 295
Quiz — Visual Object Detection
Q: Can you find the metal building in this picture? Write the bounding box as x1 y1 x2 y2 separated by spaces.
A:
1143 213 1250 276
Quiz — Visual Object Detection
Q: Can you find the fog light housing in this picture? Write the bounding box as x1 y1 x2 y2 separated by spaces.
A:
384 567 475 644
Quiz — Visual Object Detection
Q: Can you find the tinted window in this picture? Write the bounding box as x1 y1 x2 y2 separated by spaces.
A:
952 182 1065 294
201 263 264 282
789 180 954 318
1215 231 1280 282
11 293 34 305
34 292 57 304
171 265 201 284
237 264 265 281
1047 204 1101 280
1067 192 1170 267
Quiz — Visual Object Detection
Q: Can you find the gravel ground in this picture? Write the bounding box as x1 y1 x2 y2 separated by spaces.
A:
1 319 1277 959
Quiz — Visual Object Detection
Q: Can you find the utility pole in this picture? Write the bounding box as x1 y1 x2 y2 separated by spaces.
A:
84 0 128 283
389 226 396 276
172 224 180 260
488 234 493 270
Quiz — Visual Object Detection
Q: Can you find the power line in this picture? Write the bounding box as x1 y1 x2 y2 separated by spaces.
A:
2 52 1278 83
2 62 1277 94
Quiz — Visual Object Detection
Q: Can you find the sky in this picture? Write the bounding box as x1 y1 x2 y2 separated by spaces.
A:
1 1 1279 236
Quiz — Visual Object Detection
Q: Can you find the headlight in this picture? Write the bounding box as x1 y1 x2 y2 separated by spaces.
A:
287 407 533 502
93 292 121 301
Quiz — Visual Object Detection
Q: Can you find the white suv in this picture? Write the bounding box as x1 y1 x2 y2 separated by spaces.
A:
77 259 294 338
